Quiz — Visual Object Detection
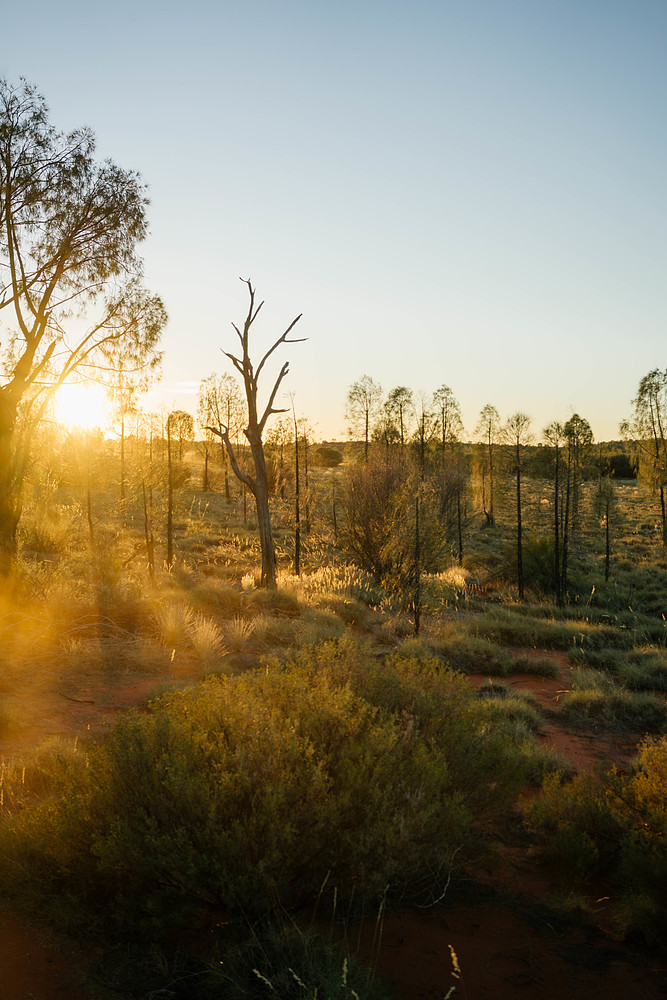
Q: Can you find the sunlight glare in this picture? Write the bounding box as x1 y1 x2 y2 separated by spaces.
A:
53 382 111 431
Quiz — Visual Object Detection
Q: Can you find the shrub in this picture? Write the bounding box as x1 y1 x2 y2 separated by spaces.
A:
526 737 667 947
559 669 666 730
312 446 344 468
430 633 512 675
0 639 535 941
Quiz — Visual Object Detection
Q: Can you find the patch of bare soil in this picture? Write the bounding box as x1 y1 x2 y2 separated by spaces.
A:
0 908 89 1000
352 897 667 1000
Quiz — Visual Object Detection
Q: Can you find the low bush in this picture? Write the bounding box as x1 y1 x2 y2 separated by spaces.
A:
525 737 667 947
559 669 666 730
0 638 540 942
430 633 512 675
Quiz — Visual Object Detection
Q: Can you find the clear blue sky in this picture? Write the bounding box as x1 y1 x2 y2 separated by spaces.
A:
4 0 666 440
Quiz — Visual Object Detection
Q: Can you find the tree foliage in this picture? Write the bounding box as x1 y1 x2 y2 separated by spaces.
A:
345 375 383 460
622 368 667 546
0 78 165 570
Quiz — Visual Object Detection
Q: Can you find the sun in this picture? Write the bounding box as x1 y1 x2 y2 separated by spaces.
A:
53 382 111 431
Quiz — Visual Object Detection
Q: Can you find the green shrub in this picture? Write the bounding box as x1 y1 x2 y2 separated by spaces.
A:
312 446 344 468
477 681 544 731
0 639 535 941
510 654 560 678
430 633 512 675
526 737 667 947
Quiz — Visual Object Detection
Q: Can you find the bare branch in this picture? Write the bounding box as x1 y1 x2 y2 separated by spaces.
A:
205 424 256 494
259 360 292 433
255 314 306 383
221 349 244 377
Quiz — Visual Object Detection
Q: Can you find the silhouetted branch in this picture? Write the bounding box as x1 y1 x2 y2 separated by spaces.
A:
205 423 256 494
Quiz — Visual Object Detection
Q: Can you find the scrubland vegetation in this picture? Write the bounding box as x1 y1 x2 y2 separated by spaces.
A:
0 411 665 998
1 79 666 997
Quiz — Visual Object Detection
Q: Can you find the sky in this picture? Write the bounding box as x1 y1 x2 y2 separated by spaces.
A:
3 0 666 441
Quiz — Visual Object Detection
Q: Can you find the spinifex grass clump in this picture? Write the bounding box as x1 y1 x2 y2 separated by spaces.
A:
421 628 560 678
525 736 667 949
569 646 667 692
0 638 546 942
468 608 638 652
559 669 666 730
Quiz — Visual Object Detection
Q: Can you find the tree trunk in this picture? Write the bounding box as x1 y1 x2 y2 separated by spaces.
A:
166 421 174 569
248 433 277 588
561 442 571 597
488 433 495 526
605 501 611 582
0 393 21 575
120 413 126 502
303 433 311 534
293 412 301 576
413 485 421 636
516 441 524 601
553 444 562 605
143 480 155 583
456 489 463 566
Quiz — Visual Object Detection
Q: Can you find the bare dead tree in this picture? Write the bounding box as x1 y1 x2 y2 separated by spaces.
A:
207 279 304 588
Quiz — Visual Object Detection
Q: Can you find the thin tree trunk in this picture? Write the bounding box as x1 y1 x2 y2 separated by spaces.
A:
332 485 338 546
516 441 524 601
120 413 126 503
202 448 209 491
561 441 571 596
605 501 611 582
554 443 561 605
87 450 95 547
293 409 301 576
166 421 174 569
414 486 421 635
142 480 155 582
457 490 463 566
303 432 310 534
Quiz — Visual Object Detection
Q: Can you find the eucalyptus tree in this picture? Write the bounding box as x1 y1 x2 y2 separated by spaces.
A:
345 375 383 461
433 385 467 563
109 352 162 503
621 368 667 546
503 412 533 601
198 372 244 501
475 403 501 526
385 385 414 447
206 279 304 589
168 410 194 462
433 384 464 458
563 413 593 539
543 420 566 604
0 79 166 572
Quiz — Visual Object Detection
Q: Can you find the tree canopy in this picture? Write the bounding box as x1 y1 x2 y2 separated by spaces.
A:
0 78 166 569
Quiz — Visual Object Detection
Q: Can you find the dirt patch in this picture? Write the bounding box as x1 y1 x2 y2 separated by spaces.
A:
467 650 645 774
352 899 667 1000
0 908 89 1000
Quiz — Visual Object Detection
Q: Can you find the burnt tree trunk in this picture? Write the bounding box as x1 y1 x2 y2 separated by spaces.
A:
207 280 304 589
